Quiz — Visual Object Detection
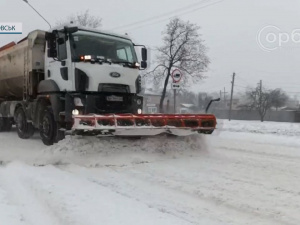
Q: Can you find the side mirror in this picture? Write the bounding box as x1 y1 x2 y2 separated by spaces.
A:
45 32 57 58
140 61 147 69
64 26 78 34
57 37 65 45
141 48 147 61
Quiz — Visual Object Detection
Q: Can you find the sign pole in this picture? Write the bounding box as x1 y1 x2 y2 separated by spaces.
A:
174 89 176 113
171 69 183 114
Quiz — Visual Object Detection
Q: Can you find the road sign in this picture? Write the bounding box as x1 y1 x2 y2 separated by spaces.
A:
171 69 183 83
172 83 181 90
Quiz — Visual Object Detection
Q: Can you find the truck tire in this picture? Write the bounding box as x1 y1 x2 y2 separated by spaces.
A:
15 107 35 139
56 130 65 143
203 130 214 134
39 106 57 146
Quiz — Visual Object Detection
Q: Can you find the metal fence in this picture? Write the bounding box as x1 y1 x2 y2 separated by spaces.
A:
212 110 300 123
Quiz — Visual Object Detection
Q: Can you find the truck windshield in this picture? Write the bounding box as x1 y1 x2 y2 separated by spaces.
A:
70 31 138 64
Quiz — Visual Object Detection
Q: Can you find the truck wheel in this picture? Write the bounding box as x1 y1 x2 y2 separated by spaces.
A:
56 130 65 143
203 130 214 134
15 107 35 139
39 107 57 146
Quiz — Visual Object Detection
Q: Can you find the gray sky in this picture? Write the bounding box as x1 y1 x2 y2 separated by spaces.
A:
1 0 300 99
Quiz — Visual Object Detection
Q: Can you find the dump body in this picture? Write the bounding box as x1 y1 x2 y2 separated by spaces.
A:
0 30 45 99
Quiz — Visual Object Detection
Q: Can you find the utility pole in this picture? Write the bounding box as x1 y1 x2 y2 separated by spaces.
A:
220 90 222 100
229 72 236 121
223 87 228 108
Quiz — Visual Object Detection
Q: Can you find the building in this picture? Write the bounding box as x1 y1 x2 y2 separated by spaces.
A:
179 103 196 113
142 89 170 113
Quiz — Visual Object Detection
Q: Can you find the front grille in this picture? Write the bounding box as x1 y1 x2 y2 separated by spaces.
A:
94 94 132 113
98 83 130 93
94 84 132 113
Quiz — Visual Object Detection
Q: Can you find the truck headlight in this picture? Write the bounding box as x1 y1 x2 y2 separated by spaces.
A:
72 109 80 116
137 109 142 114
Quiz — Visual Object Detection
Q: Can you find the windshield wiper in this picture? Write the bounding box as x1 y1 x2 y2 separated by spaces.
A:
112 61 134 67
96 57 112 65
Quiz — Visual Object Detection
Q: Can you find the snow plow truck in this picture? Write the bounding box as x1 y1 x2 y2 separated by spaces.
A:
0 26 217 145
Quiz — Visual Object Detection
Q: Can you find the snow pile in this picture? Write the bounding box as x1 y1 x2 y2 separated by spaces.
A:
34 134 208 167
217 119 300 136
212 119 300 148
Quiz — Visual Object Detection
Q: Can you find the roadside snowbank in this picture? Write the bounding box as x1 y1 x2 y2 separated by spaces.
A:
213 119 300 148
217 119 300 136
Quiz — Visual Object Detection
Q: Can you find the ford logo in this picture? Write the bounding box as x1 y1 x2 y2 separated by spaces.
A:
110 72 121 78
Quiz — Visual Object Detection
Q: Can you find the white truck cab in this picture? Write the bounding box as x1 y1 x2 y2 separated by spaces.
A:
0 26 148 145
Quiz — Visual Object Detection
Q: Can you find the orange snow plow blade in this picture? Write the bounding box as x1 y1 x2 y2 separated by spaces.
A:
72 114 217 136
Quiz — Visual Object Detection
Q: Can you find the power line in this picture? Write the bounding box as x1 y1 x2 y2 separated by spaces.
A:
235 73 299 91
239 69 298 75
235 76 252 85
117 0 224 32
111 0 212 30
253 69 297 74
234 84 248 89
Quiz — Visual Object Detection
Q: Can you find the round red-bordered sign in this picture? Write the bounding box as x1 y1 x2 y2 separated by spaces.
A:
171 69 183 83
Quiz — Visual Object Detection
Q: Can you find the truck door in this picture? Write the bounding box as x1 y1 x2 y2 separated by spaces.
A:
45 33 73 91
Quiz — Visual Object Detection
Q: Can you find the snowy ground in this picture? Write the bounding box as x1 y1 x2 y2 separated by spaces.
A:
0 120 300 225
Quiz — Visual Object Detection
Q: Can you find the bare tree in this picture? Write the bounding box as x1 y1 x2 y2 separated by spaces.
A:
245 87 288 121
56 10 102 28
146 18 209 112
246 87 272 121
271 88 289 111
238 90 257 111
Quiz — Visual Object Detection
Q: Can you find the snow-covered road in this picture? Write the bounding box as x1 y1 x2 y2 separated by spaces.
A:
0 120 300 225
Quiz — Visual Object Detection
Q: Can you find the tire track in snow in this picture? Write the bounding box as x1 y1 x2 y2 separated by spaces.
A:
0 185 25 225
62 165 223 225
0 162 198 225
214 144 300 162
63 161 296 225
0 163 68 225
